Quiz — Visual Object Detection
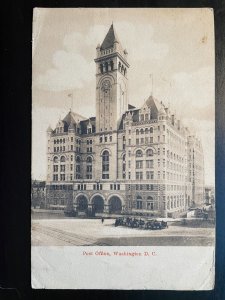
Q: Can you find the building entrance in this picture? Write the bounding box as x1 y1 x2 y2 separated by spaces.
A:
92 195 104 213
77 195 88 211
109 196 122 214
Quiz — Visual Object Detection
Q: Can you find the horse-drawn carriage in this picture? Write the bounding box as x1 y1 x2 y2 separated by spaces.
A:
115 217 168 230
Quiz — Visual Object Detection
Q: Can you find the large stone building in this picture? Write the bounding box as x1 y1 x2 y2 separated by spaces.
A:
45 24 205 218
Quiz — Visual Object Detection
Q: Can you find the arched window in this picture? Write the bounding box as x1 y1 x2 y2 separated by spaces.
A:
146 149 154 157
60 156 65 162
136 150 143 157
136 129 139 135
53 156 58 163
102 150 109 179
145 128 148 134
150 127 153 133
140 128 144 135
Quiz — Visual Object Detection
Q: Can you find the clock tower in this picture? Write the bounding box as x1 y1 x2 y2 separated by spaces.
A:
94 24 129 133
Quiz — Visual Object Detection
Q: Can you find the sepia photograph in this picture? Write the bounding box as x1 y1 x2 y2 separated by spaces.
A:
31 8 215 289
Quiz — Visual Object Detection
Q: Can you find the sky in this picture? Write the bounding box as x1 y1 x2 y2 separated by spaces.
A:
32 8 215 185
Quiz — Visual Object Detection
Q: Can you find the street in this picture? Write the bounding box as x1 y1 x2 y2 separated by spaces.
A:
32 218 215 246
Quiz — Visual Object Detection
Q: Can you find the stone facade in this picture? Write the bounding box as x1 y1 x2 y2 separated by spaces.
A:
45 24 205 217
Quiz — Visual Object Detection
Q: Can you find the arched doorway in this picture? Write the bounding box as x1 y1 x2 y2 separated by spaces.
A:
77 195 88 211
109 196 122 214
92 195 104 213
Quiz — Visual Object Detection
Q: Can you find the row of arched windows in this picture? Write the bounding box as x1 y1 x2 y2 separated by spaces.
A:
100 61 114 73
136 149 154 157
54 138 65 144
136 127 154 135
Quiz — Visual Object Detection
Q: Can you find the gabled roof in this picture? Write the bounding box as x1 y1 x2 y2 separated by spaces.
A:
63 111 86 126
101 24 120 50
144 95 164 119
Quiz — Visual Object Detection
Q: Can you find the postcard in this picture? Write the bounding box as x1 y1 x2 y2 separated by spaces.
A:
31 8 215 290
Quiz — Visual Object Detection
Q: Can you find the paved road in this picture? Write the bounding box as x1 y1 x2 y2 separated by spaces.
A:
32 218 215 246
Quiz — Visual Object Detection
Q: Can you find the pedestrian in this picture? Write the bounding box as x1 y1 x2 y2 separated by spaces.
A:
101 217 104 224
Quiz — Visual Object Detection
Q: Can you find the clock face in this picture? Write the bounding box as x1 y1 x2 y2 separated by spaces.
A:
101 80 111 91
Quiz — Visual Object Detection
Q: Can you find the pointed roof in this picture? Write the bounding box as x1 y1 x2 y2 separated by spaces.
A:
63 111 76 126
101 24 120 50
63 111 86 126
143 95 166 119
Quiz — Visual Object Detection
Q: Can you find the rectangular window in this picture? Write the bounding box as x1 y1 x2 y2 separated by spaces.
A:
137 201 143 209
150 137 153 143
146 160 153 168
71 145 73 150
102 174 109 179
71 137 73 142
110 136 112 142
136 139 139 145
70 164 73 171
102 164 109 172
141 138 144 144
87 165 92 172
128 139 131 145
147 202 154 210
60 174 65 181
60 165 65 172
53 165 58 172
136 172 143 180
105 136 107 142
136 160 143 169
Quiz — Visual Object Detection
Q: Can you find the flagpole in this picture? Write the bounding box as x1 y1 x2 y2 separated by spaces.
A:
150 74 153 96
